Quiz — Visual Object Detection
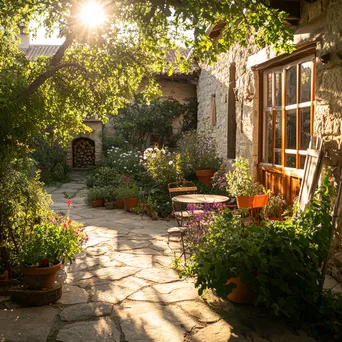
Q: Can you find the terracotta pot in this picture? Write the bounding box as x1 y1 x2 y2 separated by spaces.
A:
0 270 8 281
226 277 253 304
268 217 281 221
236 194 269 209
124 197 139 211
195 170 215 186
105 202 115 209
116 199 124 209
151 134 160 144
252 194 269 208
236 196 254 209
92 199 104 207
22 262 61 290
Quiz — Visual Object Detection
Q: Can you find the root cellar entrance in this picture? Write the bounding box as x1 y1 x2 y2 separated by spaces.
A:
72 138 95 168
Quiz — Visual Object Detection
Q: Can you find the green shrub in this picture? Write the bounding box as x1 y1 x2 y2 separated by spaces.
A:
85 187 108 205
178 129 221 177
0 162 52 272
142 146 181 189
32 138 70 184
86 166 121 188
183 173 342 338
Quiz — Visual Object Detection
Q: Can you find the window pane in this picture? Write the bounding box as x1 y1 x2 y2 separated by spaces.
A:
286 154 296 168
266 74 272 107
275 111 282 149
275 151 281 165
286 110 297 149
300 107 311 150
286 66 297 105
265 111 273 163
300 155 306 169
275 73 282 106
300 62 312 103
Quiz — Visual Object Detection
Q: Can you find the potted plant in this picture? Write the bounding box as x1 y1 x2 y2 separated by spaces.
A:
262 193 286 220
178 130 222 186
19 207 88 290
117 181 141 211
226 157 268 209
103 187 116 209
86 187 106 207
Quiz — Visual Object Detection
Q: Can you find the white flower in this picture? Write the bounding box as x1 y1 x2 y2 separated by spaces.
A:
168 161 173 165
151 153 156 159
161 149 166 154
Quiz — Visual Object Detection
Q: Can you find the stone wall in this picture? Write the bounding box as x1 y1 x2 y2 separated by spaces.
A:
66 120 103 167
197 0 342 280
197 44 259 173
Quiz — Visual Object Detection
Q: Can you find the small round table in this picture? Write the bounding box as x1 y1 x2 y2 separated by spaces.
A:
172 194 230 204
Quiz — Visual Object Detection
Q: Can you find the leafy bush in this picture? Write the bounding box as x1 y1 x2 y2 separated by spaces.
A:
178 129 221 177
149 189 172 218
112 96 185 149
86 166 121 188
115 181 142 198
0 162 52 273
19 212 87 266
85 187 108 205
226 157 265 196
32 138 70 184
102 147 144 178
142 146 181 189
183 173 342 337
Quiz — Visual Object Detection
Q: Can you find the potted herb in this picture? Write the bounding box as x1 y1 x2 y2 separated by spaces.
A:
117 181 141 211
262 193 286 220
178 130 222 186
103 187 116 209
19 202 88 290
86 187 106 207
226 157 268 208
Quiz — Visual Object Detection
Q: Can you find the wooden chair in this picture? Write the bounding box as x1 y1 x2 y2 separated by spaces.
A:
168 181 202 227
167 181 200 264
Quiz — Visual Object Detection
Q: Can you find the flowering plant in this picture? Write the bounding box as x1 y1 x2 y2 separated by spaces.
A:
262 193 287 218
178 130 222 176
142 146 181 188
19 201 88 267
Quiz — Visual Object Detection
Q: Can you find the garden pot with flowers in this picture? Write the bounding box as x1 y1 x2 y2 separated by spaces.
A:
86 187 106 207
178 130 222 186
116 181 142 211
261 193 286 220
19 200 88 290
226 157 268 209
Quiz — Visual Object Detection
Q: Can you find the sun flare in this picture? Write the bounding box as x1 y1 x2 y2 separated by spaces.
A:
80 2 107 28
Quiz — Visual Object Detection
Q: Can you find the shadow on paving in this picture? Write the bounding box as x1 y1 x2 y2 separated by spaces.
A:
0 176 317 342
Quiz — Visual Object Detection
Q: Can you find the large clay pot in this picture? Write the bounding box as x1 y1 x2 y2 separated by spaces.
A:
236 194 269 209
116 199 124 209
252 194 269 208
195 170 215 186
22 262 62 290
236 196 254 209
92 199 104 208
124 197 139 211
226 277 253 304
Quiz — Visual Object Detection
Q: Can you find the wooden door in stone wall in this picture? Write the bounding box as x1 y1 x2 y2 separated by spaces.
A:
73 138 95 168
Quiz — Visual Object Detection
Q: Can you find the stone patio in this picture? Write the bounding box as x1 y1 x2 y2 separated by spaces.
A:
0 172 340 341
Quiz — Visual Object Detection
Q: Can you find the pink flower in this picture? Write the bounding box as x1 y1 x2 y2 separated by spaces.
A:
66 199 73 206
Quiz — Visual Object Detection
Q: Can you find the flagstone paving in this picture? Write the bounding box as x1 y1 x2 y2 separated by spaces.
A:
0 172 340 341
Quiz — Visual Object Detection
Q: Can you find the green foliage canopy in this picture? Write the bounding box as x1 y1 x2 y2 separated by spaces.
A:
0 0 295 160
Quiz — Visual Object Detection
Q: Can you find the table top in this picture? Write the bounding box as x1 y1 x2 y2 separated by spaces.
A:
172 194 230 204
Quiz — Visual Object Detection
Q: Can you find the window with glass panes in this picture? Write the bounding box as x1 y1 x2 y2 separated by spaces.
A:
262 56 315 169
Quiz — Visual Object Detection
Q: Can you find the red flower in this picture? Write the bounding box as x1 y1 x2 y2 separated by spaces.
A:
63 223 68 229
120 174 131 183
66 199 73 206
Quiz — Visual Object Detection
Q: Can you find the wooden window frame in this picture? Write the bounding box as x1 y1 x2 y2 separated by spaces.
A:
260 55 316 171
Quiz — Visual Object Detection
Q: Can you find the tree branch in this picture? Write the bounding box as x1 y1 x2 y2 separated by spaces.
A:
21 31 77 98
23 63 88 97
